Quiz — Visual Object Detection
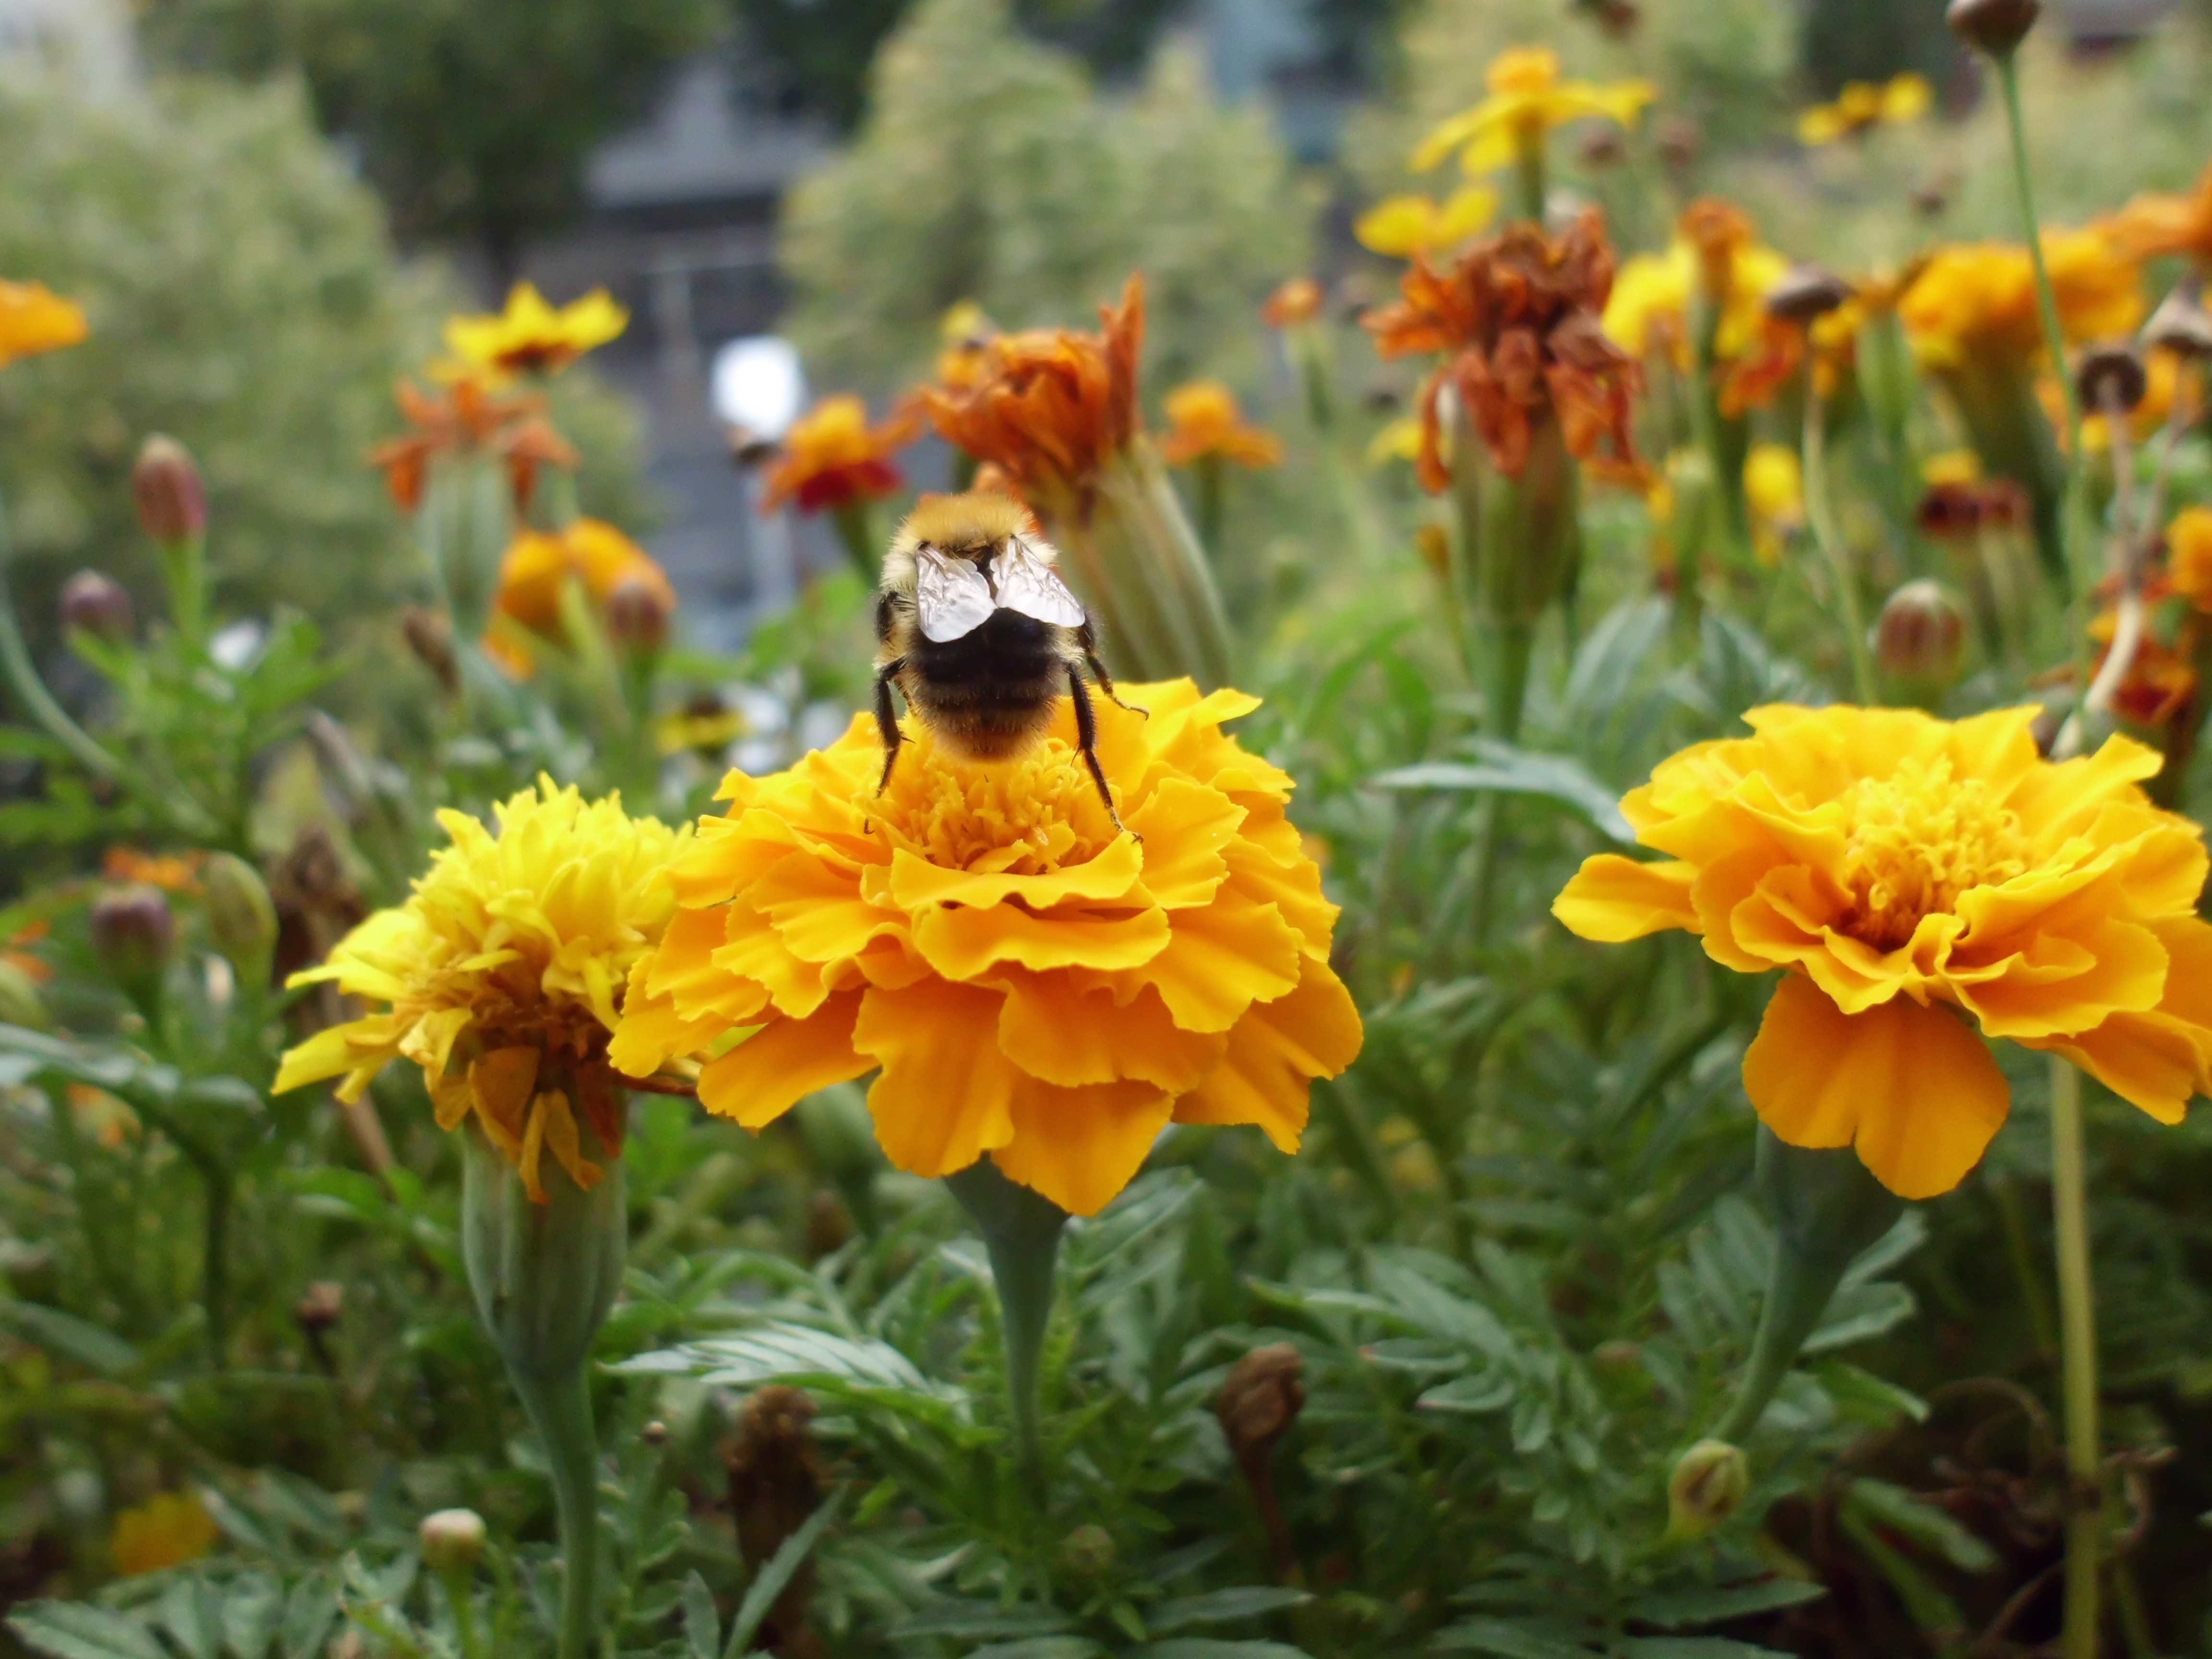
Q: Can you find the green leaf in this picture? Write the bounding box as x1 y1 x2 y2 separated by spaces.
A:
1844 1479 1998 1572
722 1488 846 1659
1418 1371 1516 1415
623 1324 946 1398
682 1571 720 1659
1128 1644 1312 1659
1371 743 1635 844
6 1603 169 1659
1621 1579 1826 1627
0 1302 141 1377
158 1576 223 1659
1431 1617 1593 1658
278 1574 337 1659
219 1571 284 1659
1144 1589 1309 1634
1619 1643 1793 1659
969 1643 1108 1659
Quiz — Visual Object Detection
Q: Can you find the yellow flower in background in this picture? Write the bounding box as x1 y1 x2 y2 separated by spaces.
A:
1899 230 2143 371
1365 414 1424 469
610 681 1361 1217
111 1492 218 1576
1554 705 2212 1198
1602 205 1791 409
2168 505 2212 611
274 781 686 1203
445 282 627 379
1354 187 1499 259
1922 449 1982 486
485 517 675 677
0 279 88 369
1157 381 1283 468
936 300 997 391
1798 73 1933 145
1413 46 1655 178
1742 442 1804 566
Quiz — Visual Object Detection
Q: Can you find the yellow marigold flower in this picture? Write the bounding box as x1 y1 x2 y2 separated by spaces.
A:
485 517 675 678
111 1492 218 1577
0 278 88 369
1899 231 2143 371
1922 449 1982 486
1157 381 1283 468
936 300 997 390
609 682 1362 1217
445 282 627 379
1413 46 1655 178
1553 706 2212 1198
1365 414 1424 469
2110 160 2212 268
1742 442 1803 567
1354 187 1499 259
1603 232 1791 376
275 781 686 1203
1797 73 1932 146
760 395 920 514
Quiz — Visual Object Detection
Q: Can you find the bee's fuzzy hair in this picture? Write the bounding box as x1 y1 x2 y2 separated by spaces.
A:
893 491 1040 553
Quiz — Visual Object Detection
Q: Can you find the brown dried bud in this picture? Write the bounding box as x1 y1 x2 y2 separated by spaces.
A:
1946 0 2040 55
1765 265 1854 327
2142 285 2212 361
1911 176 1954 218
60 570 134 643
131 435 206 545
1979 477 2032 533
2076 342 2148 414
1217 1344 1305 1468
295 1280 343 1332
604 574 671 653
1578 126 1627 169
1875 579 1967 687
401 607 460 697
1656 115 1702 172
1917 483 1984 541
727 1385 825 1652
1593 0 1639 37
90 885 175 989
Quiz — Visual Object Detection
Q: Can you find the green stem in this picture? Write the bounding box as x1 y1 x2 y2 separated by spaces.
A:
201 1169 230 1362
157 537 208 656
945 1161 1068 1502
0 487 122 781
1802 370 1877 703
1194 457 1225 562
830 503 879 582
440 1566 488 1659
1512 136 1547 224
2048 1057 2102 1659
513 1366 601 1659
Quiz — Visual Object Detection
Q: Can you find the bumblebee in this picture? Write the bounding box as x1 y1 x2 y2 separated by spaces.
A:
873 492 1133 832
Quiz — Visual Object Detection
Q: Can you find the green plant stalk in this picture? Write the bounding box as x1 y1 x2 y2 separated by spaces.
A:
1193 456 1225 560
2047 1056 2102 1659
830 502 879 582
438 1564 488 1659
945 1160 1068 1501
513 1365 601 1659
0 487 123 782
1512 134 1547 224
157 535 209 655
1801 369 1877 703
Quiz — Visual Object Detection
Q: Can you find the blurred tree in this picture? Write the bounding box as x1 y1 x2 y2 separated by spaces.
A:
137 0 721 279
779 0 1310 394
0 77 649 688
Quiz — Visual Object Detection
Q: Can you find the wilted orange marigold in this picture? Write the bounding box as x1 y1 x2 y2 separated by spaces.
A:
1555 705 2212 1198
1365 209 1639 489
371 377 577 514
610 681 1361 1216
759 395 920 514
1157 382 1283 468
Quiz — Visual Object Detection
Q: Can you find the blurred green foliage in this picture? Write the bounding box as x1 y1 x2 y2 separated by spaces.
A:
778 0 1312 395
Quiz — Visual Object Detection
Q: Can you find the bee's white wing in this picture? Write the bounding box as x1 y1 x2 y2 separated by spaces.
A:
914 546 997 642
989 537 1086 628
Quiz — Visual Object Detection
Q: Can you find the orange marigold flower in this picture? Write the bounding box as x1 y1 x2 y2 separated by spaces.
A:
1157 382 1283 468
445 282 627 379
103 847 203 893
487 518 675 678
0 279 88 370
111 1492 218 1577
1554 705 2212 1198
1261 277 1324 330
609 681 1361 1217
3 920 52 985
921 276 1144 514
759 395 920 515
2167 505 2212 611
1364 208 1639 489
2087 605 2199 728
1900 230 2144 370
370 376 576 514
2109 161 2212 268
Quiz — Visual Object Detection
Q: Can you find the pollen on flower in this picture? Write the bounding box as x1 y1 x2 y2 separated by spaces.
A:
1837 762 2030 949
870 738 1116 874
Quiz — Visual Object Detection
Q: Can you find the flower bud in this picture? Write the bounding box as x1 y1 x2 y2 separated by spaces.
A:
401 606 460 697
1656 115 1702 172
419 1508 487 1575
604 574 671 653
60 571 134 643
2076 342 2148 415
202 853 278 982
1057 1523 1117 1579
0 957 48 1031
90 884 175 992
1578 126 1627 168
460 1122 625 1385
1666 1440 1750 1540
295 1279 343 1333
2142 284 2212 361
1217 1344 1305 1469
1874 579 1967 693
1946 0 2039 54
641 1419 669 1447
726 1384 824 1648
1765 265 1854 328
131 435 206 545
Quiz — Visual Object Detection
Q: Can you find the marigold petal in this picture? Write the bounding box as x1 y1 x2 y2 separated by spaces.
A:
471 1046 542 1138
854 981 1020 1177
1552 854 1699 941
885 835 1145 913
991 1078 1175 1216
998 974 1227 1090
1744 975 2009 1199
697 994 868 1129
1146 889 1302 1033
1951 915 2167 1039
910 898 1170 980
1170 957 1362 1151
1126 778 1244 908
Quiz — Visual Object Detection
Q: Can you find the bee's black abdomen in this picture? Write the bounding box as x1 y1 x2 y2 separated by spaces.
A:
906 610 1067 759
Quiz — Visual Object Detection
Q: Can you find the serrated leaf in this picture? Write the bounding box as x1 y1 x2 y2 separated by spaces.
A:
1843 1479 1997 1572
1129 1643 1313 1659
1431 1617 1592 1658
895 1604 1082 1641
1622 1579 1825 1627
6 1603 169 1659
219 1571 284 1659
0 1302 141 1377
157 1575 222 1659
1417 1371 1517 1414
1370 744 1634 844
278 1575 336 1659
1619 1642 1793 1659
682 1572 720 1659
967 1641 1108 1659
1144 1588 1309 1634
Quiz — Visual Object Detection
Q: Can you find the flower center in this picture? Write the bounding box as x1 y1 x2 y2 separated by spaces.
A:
873 738 1114 874
1838 758 2031 950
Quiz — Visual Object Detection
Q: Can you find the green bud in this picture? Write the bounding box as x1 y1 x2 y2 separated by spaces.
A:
1058 1522 1117 1578
1666 1439 1750 1541
459 1121 625 1384
201 854 278 983
0 958 48 1031
419 1507 487 1575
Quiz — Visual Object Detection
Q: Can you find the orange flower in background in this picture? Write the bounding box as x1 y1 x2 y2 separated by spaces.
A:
1365 209 1639 488
2166 505 2212 607
2082 505 2212 729
1899 229 2143 370
1261 277 1324 330
2 920 52 984
1602 202 1802 411
0 279 87 369
486 517 675 676
1411 46 1655 178
1554 704 2212 1198
445 282 627 379
103 848 203 893
2110 161 2212 268
1157 382 1283 468
610 681 1361 1217
369 377 577 514
922 275 1144 514
111 1492 218 1576
759 395 920 515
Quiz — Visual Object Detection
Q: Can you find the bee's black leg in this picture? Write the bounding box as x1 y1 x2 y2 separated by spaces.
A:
1076 620 1142 715
874 659 904 793
1068 664 1133 839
